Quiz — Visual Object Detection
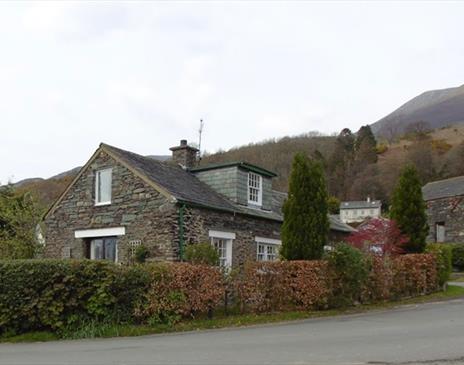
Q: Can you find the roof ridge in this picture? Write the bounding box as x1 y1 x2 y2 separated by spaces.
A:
424 175 464 186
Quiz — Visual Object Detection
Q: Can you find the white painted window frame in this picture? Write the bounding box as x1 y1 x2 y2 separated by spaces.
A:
209 230 234 268
255 236 281 262
75 227 125 263
247 172 263 206
95 168 112 206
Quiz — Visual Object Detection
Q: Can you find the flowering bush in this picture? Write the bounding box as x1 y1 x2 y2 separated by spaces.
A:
347 218 408 256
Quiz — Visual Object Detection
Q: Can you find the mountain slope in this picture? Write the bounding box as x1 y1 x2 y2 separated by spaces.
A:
372 84 464 137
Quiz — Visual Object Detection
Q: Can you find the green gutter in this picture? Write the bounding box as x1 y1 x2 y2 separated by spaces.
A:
178 203 186 261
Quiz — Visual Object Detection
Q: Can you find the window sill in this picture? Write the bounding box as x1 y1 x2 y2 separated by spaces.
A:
247 202 263 209
95 202 111 207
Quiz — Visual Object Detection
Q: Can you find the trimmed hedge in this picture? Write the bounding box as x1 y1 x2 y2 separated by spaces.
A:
452 244 464 271
426 244 452 286
0 260 149 335
134 263 224 325
0 253 439 336
233 260 330 312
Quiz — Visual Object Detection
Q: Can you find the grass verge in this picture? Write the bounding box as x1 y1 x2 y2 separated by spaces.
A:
2 285 464 344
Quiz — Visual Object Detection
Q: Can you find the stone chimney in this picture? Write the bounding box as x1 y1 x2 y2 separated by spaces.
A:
170 139 199 169
367 196 371 203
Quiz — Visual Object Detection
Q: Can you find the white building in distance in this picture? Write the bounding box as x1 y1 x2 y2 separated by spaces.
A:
339 197 382 223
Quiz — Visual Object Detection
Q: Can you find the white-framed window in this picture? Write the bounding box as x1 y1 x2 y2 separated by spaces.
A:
255 237 281 262
248 172 262 206
209 230 234 268
95 168 112 205
90 237 117 262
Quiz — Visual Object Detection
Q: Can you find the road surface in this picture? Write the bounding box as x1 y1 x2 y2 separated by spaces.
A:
1 298 464 365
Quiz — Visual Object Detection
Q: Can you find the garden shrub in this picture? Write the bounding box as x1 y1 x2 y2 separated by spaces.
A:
135 263 224 324
233 260 330 313
134 245 149 263
327 244 370 307
452 244 464 271
426 244 452 287
184 243 219 266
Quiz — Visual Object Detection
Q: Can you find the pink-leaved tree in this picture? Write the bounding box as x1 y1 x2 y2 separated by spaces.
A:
347 218 408 256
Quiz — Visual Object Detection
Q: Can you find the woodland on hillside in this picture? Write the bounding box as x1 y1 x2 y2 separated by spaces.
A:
202 123 464 207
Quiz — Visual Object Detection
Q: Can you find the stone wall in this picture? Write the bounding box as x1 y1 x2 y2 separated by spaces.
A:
425 196 464 243
44 150 179 263
181 206 282 266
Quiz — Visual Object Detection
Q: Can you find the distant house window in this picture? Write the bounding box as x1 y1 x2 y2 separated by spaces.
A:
95 168 112 205
248 172 262 206
436 222 446 243
209 230 235 268
90 237 117 262
370 209 374 215
256 237 281 262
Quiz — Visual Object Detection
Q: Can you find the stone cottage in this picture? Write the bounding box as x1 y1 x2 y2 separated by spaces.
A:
422 175 464 243
43 140 354 267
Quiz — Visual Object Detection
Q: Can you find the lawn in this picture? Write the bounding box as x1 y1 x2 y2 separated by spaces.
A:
2 284 464 344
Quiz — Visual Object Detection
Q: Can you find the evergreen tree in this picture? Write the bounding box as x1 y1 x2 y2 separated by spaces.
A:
354 125 378 165
389 165 429 253
281 153 330 260
327 128 355 199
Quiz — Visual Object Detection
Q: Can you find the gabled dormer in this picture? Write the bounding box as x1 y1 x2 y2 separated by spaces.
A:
189 162 277 211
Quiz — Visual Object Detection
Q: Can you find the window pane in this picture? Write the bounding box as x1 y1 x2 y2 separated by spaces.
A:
104 238 116 261
91 239 103 260
97 169 112 203
212 238 228 267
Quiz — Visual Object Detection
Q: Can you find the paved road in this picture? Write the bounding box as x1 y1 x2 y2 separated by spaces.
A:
1 299 464 365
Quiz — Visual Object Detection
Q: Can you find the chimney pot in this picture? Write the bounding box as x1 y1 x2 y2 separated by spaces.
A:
180 139 187 146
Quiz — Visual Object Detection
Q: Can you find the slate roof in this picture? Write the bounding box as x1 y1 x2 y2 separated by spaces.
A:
102 144 237 213
422 175 464 201
99 144 355 232
340 200 382 209
190 161 277 177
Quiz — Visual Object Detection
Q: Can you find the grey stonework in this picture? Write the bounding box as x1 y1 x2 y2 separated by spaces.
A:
44 150 284 266
44 150 179 263
181 206 281 266
425 196 464 243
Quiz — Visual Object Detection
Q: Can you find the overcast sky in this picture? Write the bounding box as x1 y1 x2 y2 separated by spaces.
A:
1 1 464 183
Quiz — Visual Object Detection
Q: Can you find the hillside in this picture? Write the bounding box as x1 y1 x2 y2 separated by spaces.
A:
15 125 464 210
372 84 464 138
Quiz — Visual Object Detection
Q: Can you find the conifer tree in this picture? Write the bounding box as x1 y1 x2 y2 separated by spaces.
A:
389 165 429 253
281 153 330 260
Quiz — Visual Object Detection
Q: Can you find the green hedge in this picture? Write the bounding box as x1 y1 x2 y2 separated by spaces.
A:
426 244 453 286
0 260 149 335
452 244 464 271
0 253 440 337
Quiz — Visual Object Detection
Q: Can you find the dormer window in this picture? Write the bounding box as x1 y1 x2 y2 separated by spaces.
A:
95 168 112 205
248 172 262 206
